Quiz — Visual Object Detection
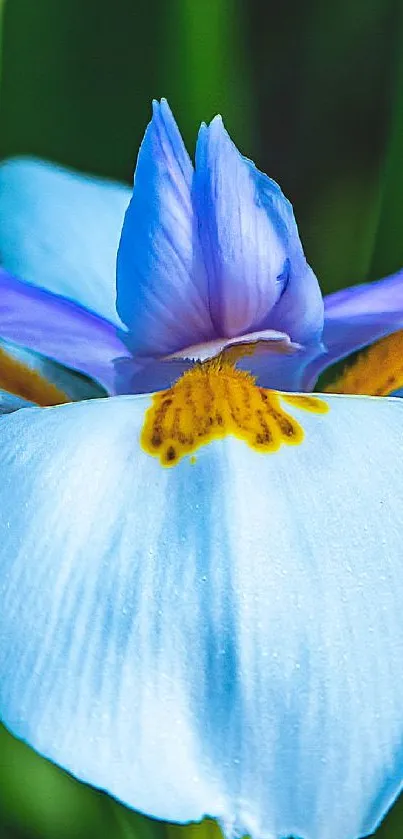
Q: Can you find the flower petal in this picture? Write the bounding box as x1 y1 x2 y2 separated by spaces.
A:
0 157 130 327
240 340 323 391
0 389 34 414
114 357 194 395
115 332 305 395
304 270 403 388
164 330 300 363
0 340 106 402
117 100 213 357
1 394 403 839
0 269 131 393
194 117 323 343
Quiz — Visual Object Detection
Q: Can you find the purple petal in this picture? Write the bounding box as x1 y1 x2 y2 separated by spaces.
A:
194 116 324 343
0 269 131 393
304 270 403 389
116 100 214 358
241 341 324 392
1 340 107 402
114 357 194 395
164 329 300 363
114 334 318 396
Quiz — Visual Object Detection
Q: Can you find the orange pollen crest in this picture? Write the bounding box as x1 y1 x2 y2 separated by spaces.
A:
326 329 403 396
141 359 328 467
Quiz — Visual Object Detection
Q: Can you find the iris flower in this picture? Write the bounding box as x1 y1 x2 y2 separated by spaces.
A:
1 100 403 839
2 100 403 402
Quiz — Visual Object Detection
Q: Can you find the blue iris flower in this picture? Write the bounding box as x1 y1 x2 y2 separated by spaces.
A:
1 98 403 400
1 100 403 839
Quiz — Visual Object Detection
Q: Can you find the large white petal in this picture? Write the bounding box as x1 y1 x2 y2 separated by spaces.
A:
0 394 403 839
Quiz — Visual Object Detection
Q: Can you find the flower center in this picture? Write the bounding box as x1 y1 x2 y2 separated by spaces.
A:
141 358 328 467
0 347 69 406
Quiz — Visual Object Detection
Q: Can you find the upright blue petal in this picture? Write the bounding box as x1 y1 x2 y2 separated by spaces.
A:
1 393 403 839
117 100 214 357
194 117 323 343
0 158 130 327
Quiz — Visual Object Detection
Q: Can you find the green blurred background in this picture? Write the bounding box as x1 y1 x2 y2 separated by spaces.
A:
1 0 403 836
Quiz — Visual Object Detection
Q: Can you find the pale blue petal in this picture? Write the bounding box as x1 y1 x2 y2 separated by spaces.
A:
194 117 324 343
0 157 130 327
0 389 34 413
116 100 213 357
1 395 403 839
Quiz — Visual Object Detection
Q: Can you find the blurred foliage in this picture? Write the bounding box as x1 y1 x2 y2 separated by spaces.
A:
1 0 403 837
0 724 169 839
0 0 252 179
1 0 401 294
248 0 402 293
368 8 403 282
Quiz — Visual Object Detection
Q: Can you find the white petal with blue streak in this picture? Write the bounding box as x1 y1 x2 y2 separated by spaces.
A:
0 394 403 839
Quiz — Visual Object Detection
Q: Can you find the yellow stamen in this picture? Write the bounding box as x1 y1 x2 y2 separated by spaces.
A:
325 330 403 396
282 393 330 414
0 347 69 406
141 358 328 467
